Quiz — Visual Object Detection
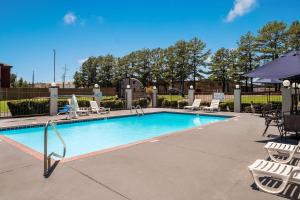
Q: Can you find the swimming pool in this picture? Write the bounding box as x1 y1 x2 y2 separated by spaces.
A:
0 112 229 159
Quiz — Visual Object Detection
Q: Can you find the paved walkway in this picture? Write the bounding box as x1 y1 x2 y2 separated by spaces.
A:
0 109 297 200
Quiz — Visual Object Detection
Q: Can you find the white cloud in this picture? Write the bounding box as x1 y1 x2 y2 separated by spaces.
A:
78 58 88 65
64 12 77 25
226 0 257 22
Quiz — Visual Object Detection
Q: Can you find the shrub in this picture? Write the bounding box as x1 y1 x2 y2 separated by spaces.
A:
102 96 118 101
133 98 149 108
178 100 188 109
100 100 124 110
162 99 178 108
157 97 164 107
219 102 234 112
7 99 50 116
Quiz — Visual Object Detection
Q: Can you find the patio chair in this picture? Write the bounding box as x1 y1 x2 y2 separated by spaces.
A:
57 105 71 115
248 159 300 194
184 99 201 111
89 101 110 114
202 99 220 112
262 108 282 136
264 140 300 164
278 113 300 139
70 95 89 117
264 114 300 164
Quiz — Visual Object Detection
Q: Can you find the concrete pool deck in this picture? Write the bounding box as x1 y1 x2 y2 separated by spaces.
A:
0 109 298 199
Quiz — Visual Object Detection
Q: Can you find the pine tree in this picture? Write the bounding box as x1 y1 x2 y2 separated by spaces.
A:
287 20 300 51
256 21 288 61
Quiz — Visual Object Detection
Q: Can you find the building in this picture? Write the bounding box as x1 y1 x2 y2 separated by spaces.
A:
34 82 75 88
0 62 12 88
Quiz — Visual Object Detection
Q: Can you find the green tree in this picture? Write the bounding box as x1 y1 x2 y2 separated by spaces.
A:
188 37 210 88
150 48 164 87
256 21 287 61
209 48 231 92
115 52 137 85
96 55 116 87
135 49 152 86
80 57 98 87
227 49 240 84
10 73 17 88
238 32 259 91
73 71 83 88
163 46 177 89
16 78 29 88
173 40 190 95
287 20 300 51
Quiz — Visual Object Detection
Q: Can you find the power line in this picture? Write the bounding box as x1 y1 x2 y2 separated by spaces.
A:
62 64 68 88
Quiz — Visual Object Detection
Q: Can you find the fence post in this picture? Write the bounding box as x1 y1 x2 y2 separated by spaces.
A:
93 84 102 106
49 84 58 116
152 86 158 108
125 85 132 109
281 87 292 114
188 86 195 106
234 85 241 113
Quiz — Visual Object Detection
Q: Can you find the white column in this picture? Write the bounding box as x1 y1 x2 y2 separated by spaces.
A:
49 86 58 116
234 88 241 113
125 88 132 109
282 87 292 114
93 88 102 105
188 89 195 106
152 88 158 108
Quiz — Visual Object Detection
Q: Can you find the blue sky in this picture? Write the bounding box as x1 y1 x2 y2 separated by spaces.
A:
1 0 300 82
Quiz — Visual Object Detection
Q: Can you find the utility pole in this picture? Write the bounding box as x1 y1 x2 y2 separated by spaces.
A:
53 49 56 83
62 64 67 88
32 70 35 88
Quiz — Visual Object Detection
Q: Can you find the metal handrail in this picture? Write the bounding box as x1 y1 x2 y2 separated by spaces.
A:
44 120 66 177
131 106 137 114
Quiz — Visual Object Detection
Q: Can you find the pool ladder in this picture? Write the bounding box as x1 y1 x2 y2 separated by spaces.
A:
44 120 66 178
131 105 144 116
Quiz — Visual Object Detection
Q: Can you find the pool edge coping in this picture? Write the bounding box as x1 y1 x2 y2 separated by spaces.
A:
0 111 238 163
0 111 234 131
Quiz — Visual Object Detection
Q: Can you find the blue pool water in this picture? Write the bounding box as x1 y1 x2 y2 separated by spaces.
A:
0 112 229 158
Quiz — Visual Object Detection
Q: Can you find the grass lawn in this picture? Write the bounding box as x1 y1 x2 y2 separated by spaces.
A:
241 95 282 104
158 95 187 101
0 101 9 112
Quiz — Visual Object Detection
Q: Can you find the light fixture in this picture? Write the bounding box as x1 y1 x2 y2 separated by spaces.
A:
126 84 131 89
50 82 56 87
189 85 194 89
283 80 291 87
153 86 157 90
235 85 240 89
94 83 99 88
292 82 298 89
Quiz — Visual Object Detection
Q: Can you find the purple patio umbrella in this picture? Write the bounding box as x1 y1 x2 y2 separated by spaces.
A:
254 78 282 84
245 51 300 80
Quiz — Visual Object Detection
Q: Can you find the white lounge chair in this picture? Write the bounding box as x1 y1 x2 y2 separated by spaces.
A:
70 95 89 117
248 159 300 194
184 99 201 111
90 101 110 114
202 99 220 112
264 141 300 164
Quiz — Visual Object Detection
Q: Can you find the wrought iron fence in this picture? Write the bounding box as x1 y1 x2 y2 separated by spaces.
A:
241 92 282 104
